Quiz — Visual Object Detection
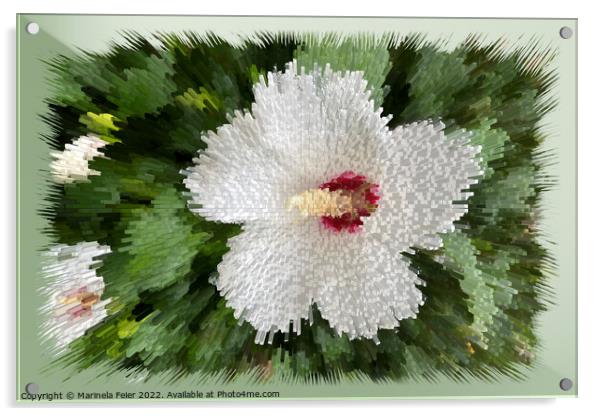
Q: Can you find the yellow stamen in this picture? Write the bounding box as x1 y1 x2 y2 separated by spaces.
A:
287 188 353 218
59 291 101 310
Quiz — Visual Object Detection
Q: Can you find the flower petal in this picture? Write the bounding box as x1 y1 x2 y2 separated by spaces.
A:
365 121 482 250
214 219 318 343
182 111 293 223
50 135 107 184
183 61 391 224
312 233 424 340
217 218 424 342
40 241 111 352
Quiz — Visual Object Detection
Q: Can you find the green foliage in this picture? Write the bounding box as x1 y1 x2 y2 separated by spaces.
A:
107 53 177 118
294 37 392 106
102 187 212 305
400 47 475 121
441 232 498 347
44 33 553 382
79 112 122 143
466 119 510 179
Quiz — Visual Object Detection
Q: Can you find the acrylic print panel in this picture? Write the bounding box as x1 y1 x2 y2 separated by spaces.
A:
16 15 577 402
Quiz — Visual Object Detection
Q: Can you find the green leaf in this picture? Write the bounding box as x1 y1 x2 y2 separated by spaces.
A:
79 112 122 143
102 187 211 304
442 232 499 348
400 47 475 121
107 53 177 118
294 37 392 106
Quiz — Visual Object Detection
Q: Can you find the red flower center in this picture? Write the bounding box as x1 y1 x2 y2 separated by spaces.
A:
318 171 380 233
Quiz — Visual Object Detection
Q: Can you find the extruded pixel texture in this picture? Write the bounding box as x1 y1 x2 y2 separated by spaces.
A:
40 242 111 352
40 33 554 382
183 61 482 342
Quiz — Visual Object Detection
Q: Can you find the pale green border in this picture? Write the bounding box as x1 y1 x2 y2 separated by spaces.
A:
16 14 577 402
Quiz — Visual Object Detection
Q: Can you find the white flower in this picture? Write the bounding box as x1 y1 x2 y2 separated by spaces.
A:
50 135 106 184
183 61 481 344
41 241 111 351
